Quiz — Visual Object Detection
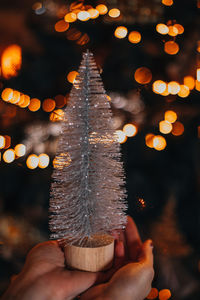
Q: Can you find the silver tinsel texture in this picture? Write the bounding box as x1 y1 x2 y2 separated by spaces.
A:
49 50 127 246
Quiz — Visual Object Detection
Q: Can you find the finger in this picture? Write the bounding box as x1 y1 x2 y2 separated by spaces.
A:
138 240 154 267
80 284 107 300
125 216 142 261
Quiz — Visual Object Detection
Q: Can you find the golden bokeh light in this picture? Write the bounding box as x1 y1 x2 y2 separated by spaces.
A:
197 41 200 53
164 110 177 123
174 23 184 34
42 99 56 112
64 12 77 23
55 95 67 108
88 8 99 19
196 80 200 91
156 23 169 35
152 80 167 94
158 289 171 300
147 288 159 299
164 41 179 55
49 109 65 122
108 8 120 18
123 124 137 137
114 26 128 39
197 68 200 82
38 153 50 168
134 67 152 84
160 87 170 96
1 88 13 102
19 95 30 108
4 135 11 149
1 45 22 79
54 20 69 32
77 11 90 21
167 81 180 95
96 4 108 15
128 31 141 44
76 33 90 45
159 120 173 134
0 136 5 149
14 144 26 157
145 133 155 148
183 76 195 90
162 0 173 6
10 90 20 104
67 71 79 83
178 85 190 98
3 149 15 163
28 98 41 112
168 25 178 36
115 130 127 144
172 121 184 136
26 154 39 169
153 135 167 151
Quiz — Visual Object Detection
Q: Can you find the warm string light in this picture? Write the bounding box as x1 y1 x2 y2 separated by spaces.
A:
1 88 66 112
134 67 152 84
26 153 50 169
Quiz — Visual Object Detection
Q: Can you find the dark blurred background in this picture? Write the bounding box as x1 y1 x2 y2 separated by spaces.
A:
0 0 200 299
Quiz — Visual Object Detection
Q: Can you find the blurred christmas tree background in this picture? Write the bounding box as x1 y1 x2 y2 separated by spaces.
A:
0 0 200 299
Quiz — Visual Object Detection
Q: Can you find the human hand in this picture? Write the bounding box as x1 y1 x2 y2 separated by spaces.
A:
1 240 100 300
80 216 154 300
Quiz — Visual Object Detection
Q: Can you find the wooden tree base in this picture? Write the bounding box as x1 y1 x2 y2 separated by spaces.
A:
64 234 114 272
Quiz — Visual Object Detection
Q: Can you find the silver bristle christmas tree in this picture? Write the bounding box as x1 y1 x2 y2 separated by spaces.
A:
49 50 127 247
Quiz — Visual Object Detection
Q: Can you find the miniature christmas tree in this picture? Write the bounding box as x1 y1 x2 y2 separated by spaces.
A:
49 51 127 270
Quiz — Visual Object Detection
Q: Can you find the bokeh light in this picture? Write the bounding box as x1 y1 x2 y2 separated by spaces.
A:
1 44 22 79
145 133 155 148
49 109 65 122
123 124 137 137
1 88 13 102
159 120 173 134
156 24 169 35
10 90 20 104
64 12 77 23
19 95 30 108
77 11 90 21
164 41 179 55
128 31 141 43
172 121 184 136
4 135 11 149
197 68 200 82
3 149 15 163
162 0 173 6
55 95 67 108
153 135 167 151
153 80 167 94
196 80 200 91
174 23 184 34
147 288 159 299
28 98 41 112
88 8 99 19
38 153 50 168
108 8 120 18
54 20 69 32
164 110 177 123
14 144 26 157
114 26 128 39
0 136 5 149
96 4 108 15
42 99 56 112
67 71 79 83
168 25 178 36
26 154 39 169
134 67 152 84
115 130 127 143
178 85 190 98
168 81 180 95
158 289 171 300
183 76 195 90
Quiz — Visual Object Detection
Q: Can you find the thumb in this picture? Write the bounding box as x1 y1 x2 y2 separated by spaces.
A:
138 239 154 267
